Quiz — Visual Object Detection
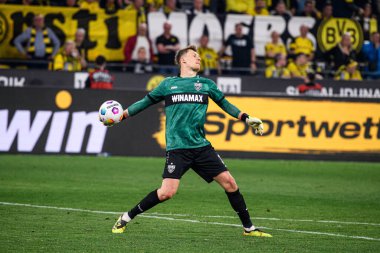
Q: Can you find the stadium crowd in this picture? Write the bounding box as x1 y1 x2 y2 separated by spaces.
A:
1 0 380 83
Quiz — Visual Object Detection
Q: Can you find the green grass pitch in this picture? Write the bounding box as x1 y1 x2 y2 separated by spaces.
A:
0 155 379 252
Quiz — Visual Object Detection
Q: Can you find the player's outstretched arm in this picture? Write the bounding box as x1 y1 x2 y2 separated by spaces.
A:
209 80 264 135
121 95 157 121
217 98 264 136
239 112 264 136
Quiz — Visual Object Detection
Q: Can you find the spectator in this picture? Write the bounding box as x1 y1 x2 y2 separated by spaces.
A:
198 34 221 75
207 0 226 14
85 55 114 89
270 1 292 21
265 54 290 78
131 47 153 74
269 0 298 15
124 23 154 65
21 0 33 5
52 40 81 71
155 21 180 74
80 0 100 11
287 53 311 78
252 0 269 16
125 0 146 25
185 0 209 15
300 0 321 19
14 14 60 68
264 31 287 66
54 0 79 8
226 0 254 15
146 0 164 12
314 0 329 12
361 32 380 76
100 0 123 14
18 0 51 5
332 0 363 18
289 25 315 60
74 28 87 69
159 0 181 15
334 60 362 80
327 33 356 70
65 0 79 7
320 2 333 20
297 71 323 95
355 3 378 41
219 23 256 74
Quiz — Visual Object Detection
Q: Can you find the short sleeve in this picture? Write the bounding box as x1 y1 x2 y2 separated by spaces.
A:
208 80 224 103
173 36 179 44
156 35 163 45
224 35 232 47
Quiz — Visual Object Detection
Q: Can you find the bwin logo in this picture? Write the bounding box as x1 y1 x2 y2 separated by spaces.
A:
0 110 107 153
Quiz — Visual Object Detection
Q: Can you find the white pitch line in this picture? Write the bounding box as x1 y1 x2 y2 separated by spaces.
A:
148 212 380 227
0 201 379 242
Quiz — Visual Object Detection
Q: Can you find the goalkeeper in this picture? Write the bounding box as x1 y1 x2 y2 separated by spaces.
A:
110 45 271 237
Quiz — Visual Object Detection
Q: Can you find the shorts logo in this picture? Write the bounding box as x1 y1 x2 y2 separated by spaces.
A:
194 82 202 91
167 163 176 173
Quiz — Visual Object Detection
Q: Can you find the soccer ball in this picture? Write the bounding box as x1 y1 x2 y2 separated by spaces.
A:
98 100 124 127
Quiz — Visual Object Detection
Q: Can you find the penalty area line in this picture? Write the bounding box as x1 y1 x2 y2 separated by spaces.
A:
0 201 379 242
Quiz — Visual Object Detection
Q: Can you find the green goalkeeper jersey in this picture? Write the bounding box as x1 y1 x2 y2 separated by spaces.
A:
128 75 241 151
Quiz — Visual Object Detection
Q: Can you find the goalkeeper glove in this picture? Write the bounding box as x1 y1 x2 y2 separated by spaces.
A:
245 116 264 136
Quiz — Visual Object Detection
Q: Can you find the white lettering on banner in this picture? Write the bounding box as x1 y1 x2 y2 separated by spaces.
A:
45 112 69 152
254 16 287 56
217 77 241 94
286 86 380 98
188 13 223 50
339 88 380 98
0 110 52 152
65 112 107 153
0 110 107 153
0 76 25 87
148 12 188 54
147 13 319 57
74 72 89 89
286 86 299 95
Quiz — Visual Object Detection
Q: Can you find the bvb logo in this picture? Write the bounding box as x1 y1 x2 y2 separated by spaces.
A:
0 12 9 45
146 75 165 91
317 18 363 53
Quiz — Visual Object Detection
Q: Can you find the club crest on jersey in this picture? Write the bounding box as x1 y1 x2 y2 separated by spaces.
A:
194 82 202 91
167 163 176 173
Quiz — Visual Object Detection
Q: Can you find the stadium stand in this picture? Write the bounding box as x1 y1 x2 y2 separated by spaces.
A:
0 0 379 80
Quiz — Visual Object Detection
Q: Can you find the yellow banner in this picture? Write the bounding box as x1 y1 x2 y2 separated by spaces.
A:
0 5 136 61
154 97 380 154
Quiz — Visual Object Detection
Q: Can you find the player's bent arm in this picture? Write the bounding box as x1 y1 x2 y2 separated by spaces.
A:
217 98 264 136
